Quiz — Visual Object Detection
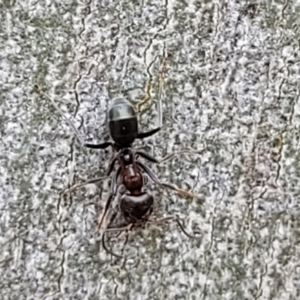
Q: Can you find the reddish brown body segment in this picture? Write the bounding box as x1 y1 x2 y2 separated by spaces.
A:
123 165 143 195
116 149 154 223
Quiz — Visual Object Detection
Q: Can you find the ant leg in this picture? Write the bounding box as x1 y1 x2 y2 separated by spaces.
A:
97 167 121 229
101 233 123 259
101 223 135 258
97 194 114 229
84 142 113 149
137 161 197 199
173 217 201 239
103 223 134 233
147 216 201 239
136 149 204 164
34 85 113 149
104 154 118 177
136 127 161 139
61 176 108 195
61 155 119 195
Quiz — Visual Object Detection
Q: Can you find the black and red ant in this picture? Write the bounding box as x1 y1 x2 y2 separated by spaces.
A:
35 58 202 258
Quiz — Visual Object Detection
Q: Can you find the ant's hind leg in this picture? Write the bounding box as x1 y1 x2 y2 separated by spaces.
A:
101 223 135 259
103 223 133 233
137 161 197 200
147 216 201 239
101 233 123 259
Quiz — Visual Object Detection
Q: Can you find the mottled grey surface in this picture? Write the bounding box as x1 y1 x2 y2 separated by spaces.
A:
1 0 300 299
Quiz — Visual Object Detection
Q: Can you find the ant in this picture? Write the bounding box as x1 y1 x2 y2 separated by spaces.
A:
35 58 202 257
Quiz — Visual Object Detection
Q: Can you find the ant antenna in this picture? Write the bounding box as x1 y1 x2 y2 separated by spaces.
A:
34 85 86 145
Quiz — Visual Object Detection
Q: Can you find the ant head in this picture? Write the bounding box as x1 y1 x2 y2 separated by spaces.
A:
108 98 136 120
